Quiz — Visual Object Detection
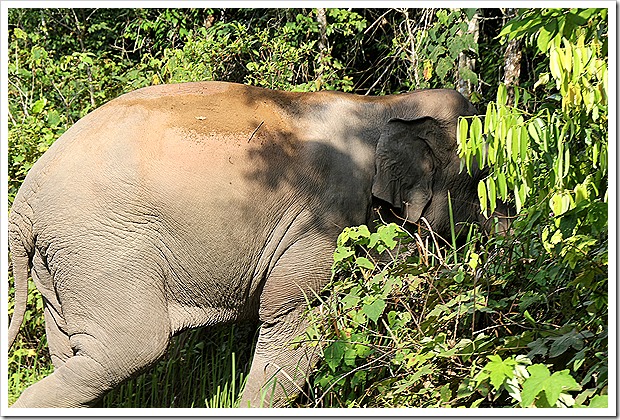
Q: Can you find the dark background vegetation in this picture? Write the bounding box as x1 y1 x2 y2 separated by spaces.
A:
7 8 608 408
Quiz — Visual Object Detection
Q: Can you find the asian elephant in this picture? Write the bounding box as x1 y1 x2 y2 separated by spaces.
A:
8 81 507 408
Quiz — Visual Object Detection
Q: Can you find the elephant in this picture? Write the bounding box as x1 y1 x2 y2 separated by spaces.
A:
7 81 509 408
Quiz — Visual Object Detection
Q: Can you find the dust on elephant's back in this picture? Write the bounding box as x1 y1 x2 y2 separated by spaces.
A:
110 82 308 200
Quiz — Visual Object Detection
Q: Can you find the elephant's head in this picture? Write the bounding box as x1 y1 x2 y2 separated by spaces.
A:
372 90 511 240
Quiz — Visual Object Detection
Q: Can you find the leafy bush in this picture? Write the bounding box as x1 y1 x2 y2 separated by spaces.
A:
304 8 608 409
304 222 607 408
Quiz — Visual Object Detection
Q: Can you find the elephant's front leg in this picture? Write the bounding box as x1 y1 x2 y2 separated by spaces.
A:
240 236 332 407
240 308 318 407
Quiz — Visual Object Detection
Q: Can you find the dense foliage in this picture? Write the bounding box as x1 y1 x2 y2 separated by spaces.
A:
7 8 608 408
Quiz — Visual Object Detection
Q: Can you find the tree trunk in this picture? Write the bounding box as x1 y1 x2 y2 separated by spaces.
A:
502 8 522 106
315 8 328 86
456 10 479 100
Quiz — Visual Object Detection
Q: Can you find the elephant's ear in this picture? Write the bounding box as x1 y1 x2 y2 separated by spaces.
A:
372 117 435 223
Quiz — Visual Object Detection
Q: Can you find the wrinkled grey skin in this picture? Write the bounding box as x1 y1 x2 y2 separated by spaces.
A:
8 81 507 408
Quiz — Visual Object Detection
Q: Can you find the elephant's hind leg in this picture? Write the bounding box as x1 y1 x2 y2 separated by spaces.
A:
43 303 72 368
12 316 171 408
11 270 172 407
11 353 114 407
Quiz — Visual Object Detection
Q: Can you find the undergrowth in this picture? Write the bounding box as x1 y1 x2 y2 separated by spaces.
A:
302 221 607 408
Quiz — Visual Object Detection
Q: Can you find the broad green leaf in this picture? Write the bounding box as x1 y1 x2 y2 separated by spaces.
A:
362 298 386 323
440 384 452 403
47 110 61 127
13 27 27 39
548 329 587 358
333 246 355 263
550 193 563 216
337 229 350 246
351 224 371 240
537 23 553 52
343 348 357 366
575 183 589 204
324 341 347 372
483 355 516 390
468 251 480 270
377 223 402 249
521 365 581 407
368 232 381 249
588 395 608 408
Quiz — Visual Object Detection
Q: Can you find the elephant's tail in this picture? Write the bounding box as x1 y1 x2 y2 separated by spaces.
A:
8 211 34 350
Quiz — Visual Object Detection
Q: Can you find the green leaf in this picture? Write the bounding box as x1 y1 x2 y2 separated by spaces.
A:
440 383 452 403
519 126 529 161
324 341 347 372
588 395 608 408
31 98 46 114
496 172 508 200
548 329 587 358
510 126 519 162
13 27 27 39
337 228 351 246
377 223 402 249
497 84 507 107
537 20 557 52
458 117 469 156
333 246 355 263
350 225 371 240
343 348 357 367
523 310 536 326
477 180 488 214
47 110 61 127
362 298 385 323
550 193 571 216
484 355 516 390
521 365 581 407
486 177 497 213
484 102 496 133
355 257 375 270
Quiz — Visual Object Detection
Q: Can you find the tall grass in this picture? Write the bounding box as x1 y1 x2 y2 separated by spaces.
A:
103 323 257 407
